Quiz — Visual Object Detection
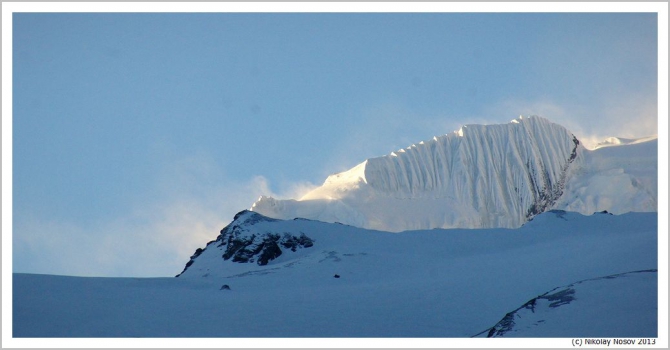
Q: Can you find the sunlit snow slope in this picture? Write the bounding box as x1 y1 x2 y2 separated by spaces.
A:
554 137 657 215
252 116 656 231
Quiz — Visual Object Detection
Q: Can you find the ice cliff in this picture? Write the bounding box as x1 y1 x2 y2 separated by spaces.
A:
251 116 656 231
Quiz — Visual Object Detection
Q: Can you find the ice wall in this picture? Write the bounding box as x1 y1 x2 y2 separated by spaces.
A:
251 116 656 231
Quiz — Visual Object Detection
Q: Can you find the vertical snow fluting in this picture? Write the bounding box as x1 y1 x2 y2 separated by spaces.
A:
252 116 586 231
363 116 582 226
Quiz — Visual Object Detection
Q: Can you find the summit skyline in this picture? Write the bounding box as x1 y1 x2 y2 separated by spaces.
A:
6 5 664 278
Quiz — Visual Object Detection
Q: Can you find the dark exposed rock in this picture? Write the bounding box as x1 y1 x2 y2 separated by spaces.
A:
175 246 207 277
475 269 657 338
258 240 283 266
484 287 577 337
177 210 316 276
280 233 314 251
544 288 576 308
525 134 581 221
223 231 314 266
484 296 541 337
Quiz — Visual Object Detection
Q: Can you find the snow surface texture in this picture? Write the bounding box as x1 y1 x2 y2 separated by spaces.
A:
14 210 657 337
594 135 658 149
251 116 657 231
476 269 657 338
554 137 657 215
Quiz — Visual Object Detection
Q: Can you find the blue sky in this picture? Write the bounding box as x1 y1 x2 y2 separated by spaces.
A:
7 8 663 277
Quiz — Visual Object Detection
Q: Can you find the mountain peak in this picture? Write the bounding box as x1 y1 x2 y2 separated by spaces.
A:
231 209 278 226
251 116 655 231
176 209 314 277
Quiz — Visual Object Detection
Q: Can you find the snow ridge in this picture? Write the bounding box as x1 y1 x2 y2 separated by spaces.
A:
253 116 583 231
475 269 658 338
176 210 314 277
363 116 580 218
13 211 657 337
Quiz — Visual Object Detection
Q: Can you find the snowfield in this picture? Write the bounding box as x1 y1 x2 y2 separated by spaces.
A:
13 210 657 340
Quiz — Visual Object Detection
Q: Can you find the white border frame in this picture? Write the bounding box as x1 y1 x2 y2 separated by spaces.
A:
3 2 667 348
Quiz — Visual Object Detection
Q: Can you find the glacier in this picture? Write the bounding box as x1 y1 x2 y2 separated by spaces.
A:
555 136 657 214
251 116 657 231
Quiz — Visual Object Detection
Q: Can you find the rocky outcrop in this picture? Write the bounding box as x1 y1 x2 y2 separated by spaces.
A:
176 210 314 277
219 231 314 265
474 269 658 338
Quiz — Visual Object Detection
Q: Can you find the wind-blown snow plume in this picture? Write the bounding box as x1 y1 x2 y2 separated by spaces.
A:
251 116 657 231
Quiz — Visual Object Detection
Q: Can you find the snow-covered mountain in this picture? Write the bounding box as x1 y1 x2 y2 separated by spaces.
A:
251 116 657 231
11 116 660 341
14 210 657 338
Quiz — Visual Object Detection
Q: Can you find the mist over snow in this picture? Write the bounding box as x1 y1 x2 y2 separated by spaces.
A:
13 210 658 339
11 116 661 341
10 10 661 282
7 9 664 345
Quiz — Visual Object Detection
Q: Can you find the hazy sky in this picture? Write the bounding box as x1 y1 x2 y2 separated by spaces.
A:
8 7 663 277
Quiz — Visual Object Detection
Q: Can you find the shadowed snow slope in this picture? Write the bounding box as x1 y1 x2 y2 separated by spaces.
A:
252 116 657 231
13 210 657 338
476 269 657 338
